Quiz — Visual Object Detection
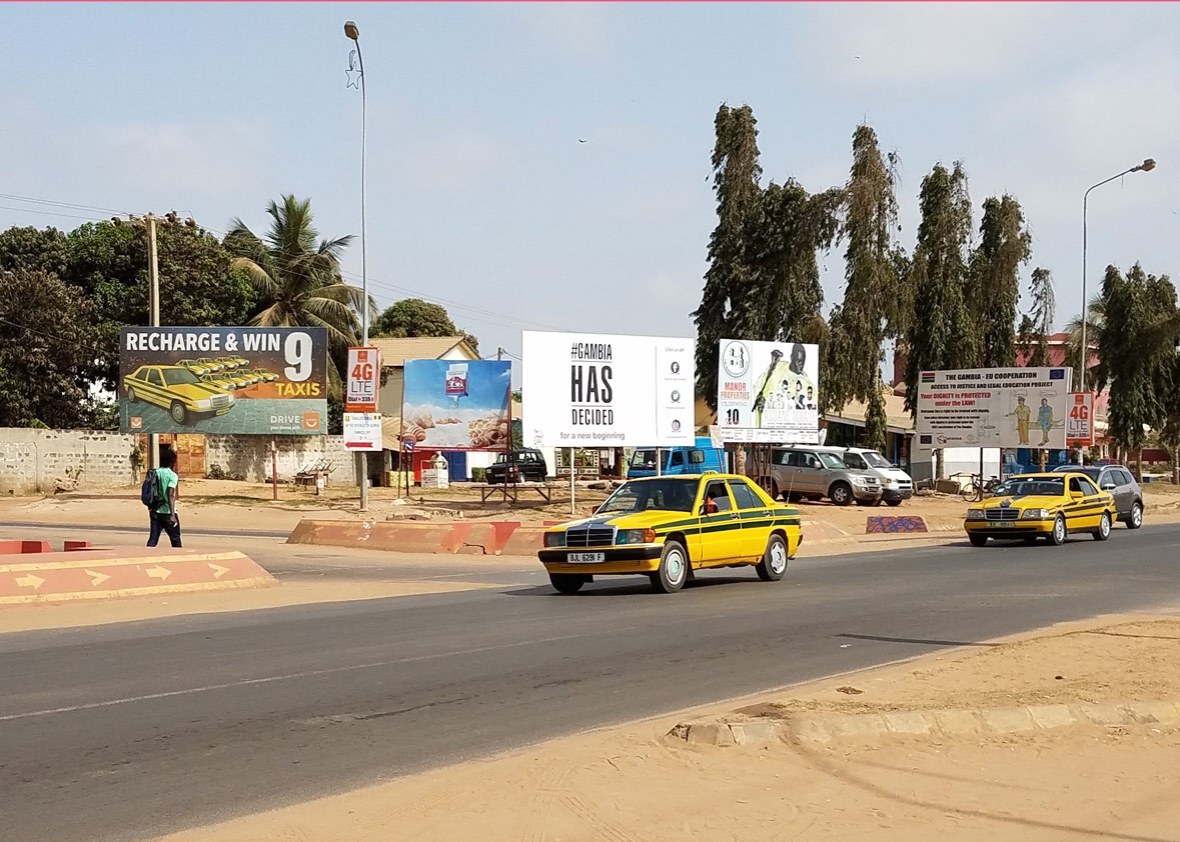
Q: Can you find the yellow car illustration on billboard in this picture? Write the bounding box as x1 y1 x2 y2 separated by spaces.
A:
964 471 1117 547
177 358 218 376
125 364 235 424
538 473 802 594
247 367 279 382
215 355 249 370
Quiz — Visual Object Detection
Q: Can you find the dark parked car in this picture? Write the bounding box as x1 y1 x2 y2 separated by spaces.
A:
1052 463 1144 528
486 449 550 484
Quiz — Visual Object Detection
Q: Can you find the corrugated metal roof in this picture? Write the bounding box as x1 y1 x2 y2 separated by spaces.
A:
368 336 478 367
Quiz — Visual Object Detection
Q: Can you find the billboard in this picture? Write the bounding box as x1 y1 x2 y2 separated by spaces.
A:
1066 392 1095 447
402 359 511 450
716 339 820 444
522 331 694 448
343 412 382 451
345 347 381 412
119 327 328 435
915 367 1073 450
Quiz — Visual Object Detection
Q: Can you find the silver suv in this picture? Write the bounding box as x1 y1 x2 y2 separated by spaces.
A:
770 447 883 506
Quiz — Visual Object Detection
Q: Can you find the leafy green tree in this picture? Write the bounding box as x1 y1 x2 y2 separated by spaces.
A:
903 162 974 414
67 221 256 389
372 298 479 353
0 269 101 427
0 226 70 276
1017 267 1055 367
1064 295 1106 390
825 125 902 450
692 104 764 410
969 195 1031 367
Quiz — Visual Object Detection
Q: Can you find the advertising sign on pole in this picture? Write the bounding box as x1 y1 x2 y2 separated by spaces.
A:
119 327 328 435
345 347 381 412
402 359 511 450
915 367 1073 450
521 331 694 448
343 412 383 450
716 339 820 444
1066 392 1095 447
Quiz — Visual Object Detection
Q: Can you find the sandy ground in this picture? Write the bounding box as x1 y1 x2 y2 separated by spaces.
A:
153 610 1180 842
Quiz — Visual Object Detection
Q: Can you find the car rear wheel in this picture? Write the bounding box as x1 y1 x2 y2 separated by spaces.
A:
651 539 689 593
1049 515 1067 546
829 482 853 506
1093 511 1112 541
127 386 138 403
549 573 587 594
170 401 187 424
1127 501 1143 530
885 499 903 507
968 534 988 547
756 534 789 582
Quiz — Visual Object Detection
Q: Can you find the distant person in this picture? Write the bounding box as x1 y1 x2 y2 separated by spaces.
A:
148 448 182 548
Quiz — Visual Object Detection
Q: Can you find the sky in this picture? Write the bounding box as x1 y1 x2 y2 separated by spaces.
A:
2 2 1178 378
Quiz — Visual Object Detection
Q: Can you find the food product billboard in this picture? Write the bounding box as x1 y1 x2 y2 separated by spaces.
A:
521 331 694 448
402 359 511 450
915 367 1073 450
119 327 328 435
716 339 820 444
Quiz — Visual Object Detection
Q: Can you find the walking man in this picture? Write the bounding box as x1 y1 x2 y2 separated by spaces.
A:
148 448 182 548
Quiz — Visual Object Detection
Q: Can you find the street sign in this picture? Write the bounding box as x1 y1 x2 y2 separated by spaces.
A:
345 347 381 412
1066 392 1094 447
343 412 382 450
402 437 416 452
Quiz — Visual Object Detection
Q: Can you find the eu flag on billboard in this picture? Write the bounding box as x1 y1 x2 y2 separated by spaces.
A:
1049 369 1065 380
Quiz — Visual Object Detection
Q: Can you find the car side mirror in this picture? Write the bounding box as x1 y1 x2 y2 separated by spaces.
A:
1070 490 1085 499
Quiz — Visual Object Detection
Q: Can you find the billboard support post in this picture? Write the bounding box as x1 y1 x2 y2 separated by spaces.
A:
570 447 575 515
147 215 160 472
271 437 278 501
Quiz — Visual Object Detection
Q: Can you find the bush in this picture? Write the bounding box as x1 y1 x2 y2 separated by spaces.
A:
471 467 487 483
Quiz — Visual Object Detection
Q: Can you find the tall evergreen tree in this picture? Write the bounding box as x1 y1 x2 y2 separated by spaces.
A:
1017 267 1055 366
825 125 901 450
903 162 974 414
692 104 763 410
970 195 1031 367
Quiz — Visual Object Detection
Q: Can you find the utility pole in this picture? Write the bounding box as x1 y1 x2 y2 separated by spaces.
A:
345 20 370 512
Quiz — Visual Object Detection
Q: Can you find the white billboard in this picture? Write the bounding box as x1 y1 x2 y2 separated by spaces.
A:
915 367 1073 450
716 339 820 444
522 331 694 448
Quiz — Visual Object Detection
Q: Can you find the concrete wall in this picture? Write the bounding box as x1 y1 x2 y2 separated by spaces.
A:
202 435 359 485
0 428 139 494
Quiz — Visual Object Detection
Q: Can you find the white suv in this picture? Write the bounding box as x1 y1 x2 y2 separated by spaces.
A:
820 447 914 507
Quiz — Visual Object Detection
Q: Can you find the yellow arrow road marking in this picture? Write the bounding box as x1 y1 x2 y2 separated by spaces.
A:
85 569 111 587
145 565 171 581
16 574 45 590
208 563 229 579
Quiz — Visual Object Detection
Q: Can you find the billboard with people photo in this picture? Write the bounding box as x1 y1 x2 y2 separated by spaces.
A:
716 339 820 443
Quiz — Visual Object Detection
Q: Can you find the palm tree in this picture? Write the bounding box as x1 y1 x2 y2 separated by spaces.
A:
226 195 372 351
1064 294 1106 392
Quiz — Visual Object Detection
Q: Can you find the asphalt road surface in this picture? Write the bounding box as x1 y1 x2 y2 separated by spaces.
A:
3 523 1180 842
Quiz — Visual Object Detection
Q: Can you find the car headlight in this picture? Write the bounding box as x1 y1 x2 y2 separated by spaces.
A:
618 529 657 545
196 399 211 409
967 508 985 519
851 477 867 485
883 478 896 486
544 532 567 548
1023 509 1049 519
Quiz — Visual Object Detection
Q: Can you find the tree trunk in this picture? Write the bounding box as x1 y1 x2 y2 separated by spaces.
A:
735 446 747 476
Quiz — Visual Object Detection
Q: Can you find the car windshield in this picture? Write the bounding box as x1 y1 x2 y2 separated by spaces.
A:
817 453 846 469
162 369 201 387
596 479 696 514
630 449 658 469
862 451 892 468
994 477 1065 497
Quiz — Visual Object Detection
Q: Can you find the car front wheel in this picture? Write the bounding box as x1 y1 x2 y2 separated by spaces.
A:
127 387 138 403
756 534 789 582
1093 511 1112 541
651 539 689 593
968 533 988 547
170 401 187 424
1127 501 1143 529
549 573 587 594
829 482 853 506
1049 515 1067 546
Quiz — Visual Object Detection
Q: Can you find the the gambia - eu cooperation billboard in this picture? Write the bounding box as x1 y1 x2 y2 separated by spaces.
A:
119 327 329 435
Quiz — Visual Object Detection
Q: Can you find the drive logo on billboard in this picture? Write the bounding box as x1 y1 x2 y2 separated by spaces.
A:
119 327 329 435
522 331 693 448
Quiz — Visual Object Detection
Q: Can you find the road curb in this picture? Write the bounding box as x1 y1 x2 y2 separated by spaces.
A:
670 700 1180 746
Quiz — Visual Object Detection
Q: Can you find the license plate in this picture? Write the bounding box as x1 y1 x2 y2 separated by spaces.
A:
566 552 605 564
988 522 1015 528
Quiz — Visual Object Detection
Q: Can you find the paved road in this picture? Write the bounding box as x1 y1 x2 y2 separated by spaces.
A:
3 523 1180 842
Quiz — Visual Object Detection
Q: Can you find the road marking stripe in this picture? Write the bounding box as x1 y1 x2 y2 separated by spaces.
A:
0 632 588 722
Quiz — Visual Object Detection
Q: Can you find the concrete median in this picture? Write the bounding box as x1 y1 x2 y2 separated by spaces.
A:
0 543 275 606
287 519 549 556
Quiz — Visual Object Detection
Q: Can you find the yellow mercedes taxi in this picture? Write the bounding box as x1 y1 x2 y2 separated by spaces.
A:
964 471 1118 547
538 473 802 594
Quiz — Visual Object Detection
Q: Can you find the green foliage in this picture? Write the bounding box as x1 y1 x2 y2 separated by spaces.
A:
1017 267 1055 367
0 226 70 276
970 195 1031 367
372 298 479 353
1064 294 1106 390
471 467 487 483
0 269 100 428
903 162 975 414
864 387 889 453
1100 264 1178 453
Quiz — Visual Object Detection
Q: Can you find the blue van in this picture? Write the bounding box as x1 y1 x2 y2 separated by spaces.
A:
626 437 727 478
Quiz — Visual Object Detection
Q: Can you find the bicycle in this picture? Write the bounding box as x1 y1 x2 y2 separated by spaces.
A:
960 474 1001 503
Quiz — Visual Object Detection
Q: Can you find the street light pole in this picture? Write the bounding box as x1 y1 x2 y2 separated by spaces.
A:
345 20 370 511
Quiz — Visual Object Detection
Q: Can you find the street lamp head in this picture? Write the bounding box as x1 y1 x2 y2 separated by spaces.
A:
1133 158 1157 173
344 20 359 41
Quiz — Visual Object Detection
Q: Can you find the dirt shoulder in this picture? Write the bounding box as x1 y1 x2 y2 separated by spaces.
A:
153 609 1180 842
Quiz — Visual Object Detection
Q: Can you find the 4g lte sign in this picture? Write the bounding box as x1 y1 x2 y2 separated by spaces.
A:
1066 391 1095 447
346 347 381 412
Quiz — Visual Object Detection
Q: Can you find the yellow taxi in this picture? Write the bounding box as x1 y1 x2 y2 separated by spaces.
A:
538 472 802 594
964 471 1118 547
124 364 236 425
